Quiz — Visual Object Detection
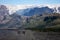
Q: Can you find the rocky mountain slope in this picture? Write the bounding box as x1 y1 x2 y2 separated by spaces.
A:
0 5 60 32
0 5 23 28
0 5 10 24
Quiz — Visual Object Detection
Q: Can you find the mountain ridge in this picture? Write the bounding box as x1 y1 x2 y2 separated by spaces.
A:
4 5 60 15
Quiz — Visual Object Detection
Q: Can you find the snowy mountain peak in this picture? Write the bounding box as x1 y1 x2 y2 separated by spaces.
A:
0 5 60 15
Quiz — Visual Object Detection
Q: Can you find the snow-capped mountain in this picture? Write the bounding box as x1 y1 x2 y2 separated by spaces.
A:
12 5 60 16
6 5 35 14
1 5 60 15
0 5 60 29
14 6 54 16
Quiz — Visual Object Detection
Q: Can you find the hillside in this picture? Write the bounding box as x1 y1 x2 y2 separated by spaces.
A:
24 13 60 32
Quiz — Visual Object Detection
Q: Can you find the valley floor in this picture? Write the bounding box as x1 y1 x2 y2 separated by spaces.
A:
0 30 60 40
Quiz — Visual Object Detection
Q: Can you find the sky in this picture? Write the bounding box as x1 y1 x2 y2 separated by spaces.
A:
0 0 60 5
